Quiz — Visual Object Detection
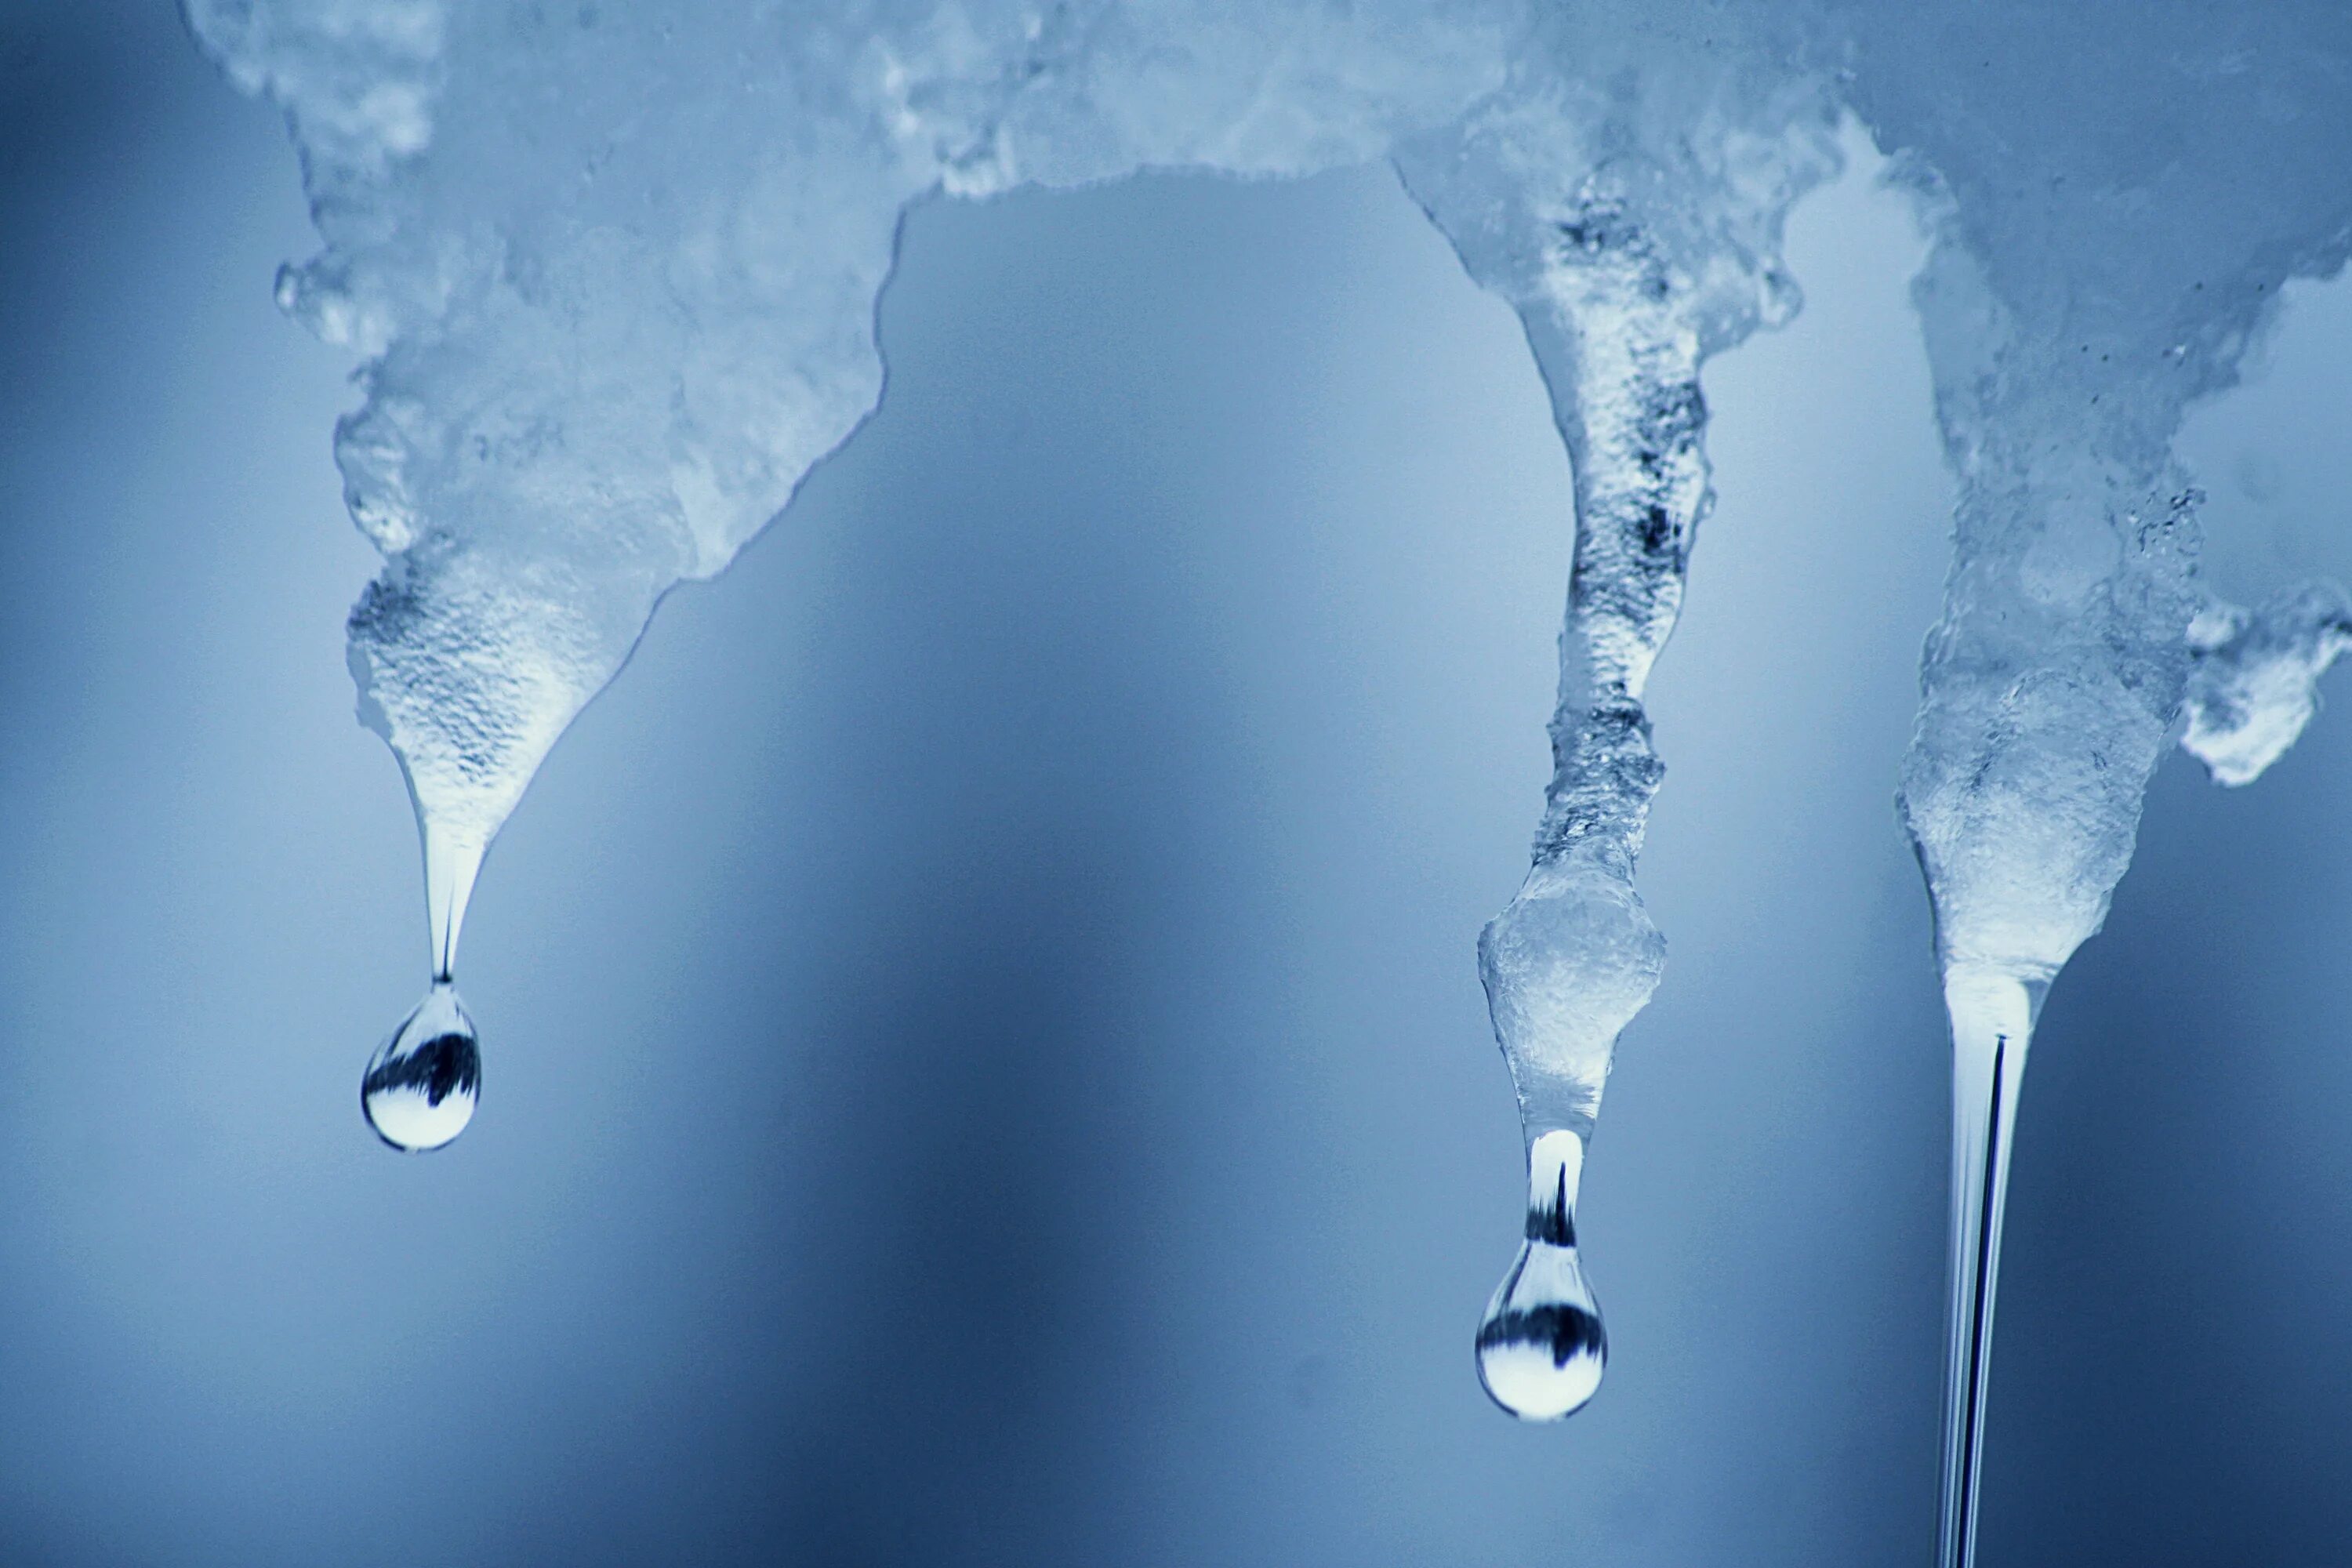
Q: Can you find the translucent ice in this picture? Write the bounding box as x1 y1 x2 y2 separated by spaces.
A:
1396 5 1838 1414
1858 8 2352 1560
184 0 1508 1145
184 0 1507 933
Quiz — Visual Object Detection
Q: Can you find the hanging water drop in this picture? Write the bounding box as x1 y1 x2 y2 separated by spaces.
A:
1477 1128 1607 1420
359 812 489 1152
362 981 481 1152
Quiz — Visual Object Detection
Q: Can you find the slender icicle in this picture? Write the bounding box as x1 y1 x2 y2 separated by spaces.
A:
1935 965 2038 1568
1472 191 1709 1418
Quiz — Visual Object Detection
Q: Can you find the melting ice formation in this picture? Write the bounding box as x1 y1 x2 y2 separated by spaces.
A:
190 1 2352 1562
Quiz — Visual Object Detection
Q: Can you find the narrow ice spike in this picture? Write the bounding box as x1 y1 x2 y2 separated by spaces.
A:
1934 966 2038 1568
1436 151 1836 1414
1896 222 2203 1568
1398 42 1837 1415
1467 199 1700 1418
422 818 486 985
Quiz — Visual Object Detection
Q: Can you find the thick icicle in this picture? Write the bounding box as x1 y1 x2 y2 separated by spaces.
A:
1896 252 2203 1568
1857 5 2352 1540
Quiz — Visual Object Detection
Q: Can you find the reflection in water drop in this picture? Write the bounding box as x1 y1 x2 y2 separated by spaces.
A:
1477 1128 1606 1420
362 981 481 1152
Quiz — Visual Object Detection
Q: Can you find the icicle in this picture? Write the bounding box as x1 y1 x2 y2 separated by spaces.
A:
1466 190 1709 1418
1399 35 1839 1407
1896 234 2201 1568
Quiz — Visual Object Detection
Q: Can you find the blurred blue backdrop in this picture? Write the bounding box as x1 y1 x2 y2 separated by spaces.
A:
3 2 2350 1564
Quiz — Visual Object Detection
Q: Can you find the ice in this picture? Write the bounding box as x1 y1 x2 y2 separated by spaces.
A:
188 0 2352 1554
1878 5 2352 989
2182 585 2352 787
1858 9 2352 1562
1394 9 1838 1415
183 0 1508 978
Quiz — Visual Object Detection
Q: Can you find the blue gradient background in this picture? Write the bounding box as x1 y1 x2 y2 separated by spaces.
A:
4 3 2350 1563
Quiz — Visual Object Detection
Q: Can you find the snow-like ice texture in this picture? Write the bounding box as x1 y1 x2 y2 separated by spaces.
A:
2183 584 2352 788
1396 4 1838 1138
180 0 1512 960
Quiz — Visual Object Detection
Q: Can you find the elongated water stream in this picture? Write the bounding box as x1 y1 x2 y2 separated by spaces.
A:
362 818 488 1152
1935 967 2038 1568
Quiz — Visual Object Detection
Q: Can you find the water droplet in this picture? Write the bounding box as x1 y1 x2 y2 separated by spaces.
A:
362 981 481 1152
1477 1128 1606 1420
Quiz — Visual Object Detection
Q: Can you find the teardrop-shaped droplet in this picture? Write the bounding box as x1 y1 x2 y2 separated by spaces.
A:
1477 1128 1606 1420
362 981 481 1152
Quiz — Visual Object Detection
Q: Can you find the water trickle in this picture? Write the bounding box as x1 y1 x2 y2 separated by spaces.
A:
1934 966 2041 1568
362 980 481 1152
361 818 489 1152
1477 1129 1607 1420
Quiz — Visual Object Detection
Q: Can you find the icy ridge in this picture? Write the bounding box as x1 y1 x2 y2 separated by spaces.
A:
184 0 1511 891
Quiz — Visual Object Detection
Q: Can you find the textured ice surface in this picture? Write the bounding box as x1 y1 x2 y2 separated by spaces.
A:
183 0 1506 908
185 0 1833 1199
1397 5 1835 1142
2183 584 2352 787
189 0 2352 1060
1851 13 2352 1559
1392 21 1837 1414
1871 4 2352 981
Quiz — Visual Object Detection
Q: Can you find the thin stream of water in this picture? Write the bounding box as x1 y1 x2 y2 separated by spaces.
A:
1936 967 2041 1568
